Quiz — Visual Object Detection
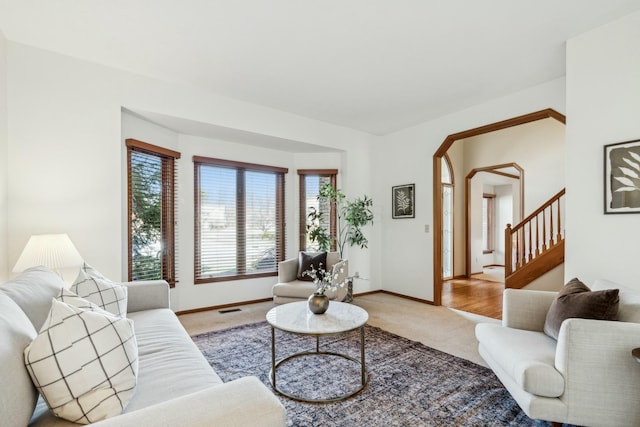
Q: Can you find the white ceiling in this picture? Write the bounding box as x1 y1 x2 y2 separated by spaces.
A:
2 0 640 135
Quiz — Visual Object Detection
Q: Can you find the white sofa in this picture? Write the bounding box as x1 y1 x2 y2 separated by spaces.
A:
475 279 640 427
271 251 349 304
1 266 286 427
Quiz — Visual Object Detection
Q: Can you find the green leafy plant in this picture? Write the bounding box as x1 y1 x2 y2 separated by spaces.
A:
306 183 374 258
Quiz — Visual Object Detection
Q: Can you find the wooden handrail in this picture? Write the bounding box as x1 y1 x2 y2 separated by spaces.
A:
505 188 565 278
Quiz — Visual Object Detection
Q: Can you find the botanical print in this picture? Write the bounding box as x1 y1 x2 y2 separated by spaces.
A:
392 184 415 218
605 139 640 213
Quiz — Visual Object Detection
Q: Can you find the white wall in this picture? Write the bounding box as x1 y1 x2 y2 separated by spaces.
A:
0 30 7 281
6 42 375 311
494 184 513 265
462 118 565 274
374 78 565 301
565 11 640 287
463 118 565 212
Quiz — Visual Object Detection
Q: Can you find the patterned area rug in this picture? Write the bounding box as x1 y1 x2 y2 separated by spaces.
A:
192 321 554 427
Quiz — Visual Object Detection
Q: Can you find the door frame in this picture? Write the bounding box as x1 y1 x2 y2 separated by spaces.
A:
432 108 565 305
465 163 523 277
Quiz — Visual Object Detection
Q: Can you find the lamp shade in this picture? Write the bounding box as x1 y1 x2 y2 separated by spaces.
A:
13 234 84 273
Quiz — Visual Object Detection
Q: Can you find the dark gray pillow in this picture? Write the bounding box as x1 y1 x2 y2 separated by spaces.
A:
543 277 619 340
297 252 327 282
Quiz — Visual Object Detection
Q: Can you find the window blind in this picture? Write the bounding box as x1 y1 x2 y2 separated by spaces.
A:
126 139 180 287
194 157 287 283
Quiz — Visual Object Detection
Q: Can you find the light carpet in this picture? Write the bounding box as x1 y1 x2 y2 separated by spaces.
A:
192 321 558 427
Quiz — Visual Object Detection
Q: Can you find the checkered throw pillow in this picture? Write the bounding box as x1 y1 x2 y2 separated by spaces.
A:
71 269 127 317
56 287 99 312
24 299 138 424
80 262 108 280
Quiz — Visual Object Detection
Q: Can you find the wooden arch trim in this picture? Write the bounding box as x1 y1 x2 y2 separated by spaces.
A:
432 108 565 306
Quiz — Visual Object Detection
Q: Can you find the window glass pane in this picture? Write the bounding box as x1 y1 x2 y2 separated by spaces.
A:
482 196 494 251
195 160 284 282
304 175 332 251
130 151 162 281
442 185 453 279
442 157 452 184
246 171 277 272
198 166 237 278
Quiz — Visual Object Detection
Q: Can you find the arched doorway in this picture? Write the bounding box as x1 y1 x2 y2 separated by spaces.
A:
432 109 565 306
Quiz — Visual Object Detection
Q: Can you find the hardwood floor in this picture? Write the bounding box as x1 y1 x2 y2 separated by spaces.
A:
442 276 504 320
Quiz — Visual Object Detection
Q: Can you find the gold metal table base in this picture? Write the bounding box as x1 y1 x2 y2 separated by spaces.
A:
269 326 368 403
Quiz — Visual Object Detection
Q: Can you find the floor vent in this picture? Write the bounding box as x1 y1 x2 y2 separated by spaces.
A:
219 308 241 314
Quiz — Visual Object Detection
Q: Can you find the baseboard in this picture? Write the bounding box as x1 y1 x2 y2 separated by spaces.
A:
175 297 273 316
372 289 434 305
175 289 435 316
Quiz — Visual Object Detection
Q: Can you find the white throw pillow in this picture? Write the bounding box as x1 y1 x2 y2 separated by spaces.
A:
56 287 100 312
24 299 138 424
71 269 128 317
81 262 108 280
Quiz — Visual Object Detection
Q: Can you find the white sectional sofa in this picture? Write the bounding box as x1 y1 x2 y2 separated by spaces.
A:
1 266 286 427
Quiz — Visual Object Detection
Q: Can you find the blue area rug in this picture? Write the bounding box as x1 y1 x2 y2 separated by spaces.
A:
192 321 562 427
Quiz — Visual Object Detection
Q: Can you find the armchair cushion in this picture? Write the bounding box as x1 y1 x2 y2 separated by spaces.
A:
296 251 327 281
476 323 564 397
543 278 619 340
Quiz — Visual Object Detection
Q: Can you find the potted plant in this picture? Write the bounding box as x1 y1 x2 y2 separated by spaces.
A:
306 183 374 259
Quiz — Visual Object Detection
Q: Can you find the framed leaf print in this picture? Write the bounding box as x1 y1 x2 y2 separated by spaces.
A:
604 139 640 214
392 184 415 219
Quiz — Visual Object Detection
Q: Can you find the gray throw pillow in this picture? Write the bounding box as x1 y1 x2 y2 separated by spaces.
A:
297 252 327 282
0 266 64 331
543 277 619 340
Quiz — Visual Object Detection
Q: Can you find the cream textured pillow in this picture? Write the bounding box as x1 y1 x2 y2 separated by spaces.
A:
24 299 138 424
71 269 127 317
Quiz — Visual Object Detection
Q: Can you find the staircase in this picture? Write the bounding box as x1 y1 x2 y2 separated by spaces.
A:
504 189 565 288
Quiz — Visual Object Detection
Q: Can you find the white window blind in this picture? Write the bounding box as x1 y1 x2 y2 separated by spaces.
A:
194 157 287 283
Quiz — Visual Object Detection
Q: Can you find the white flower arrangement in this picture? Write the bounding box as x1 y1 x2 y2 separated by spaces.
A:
303 263 345 296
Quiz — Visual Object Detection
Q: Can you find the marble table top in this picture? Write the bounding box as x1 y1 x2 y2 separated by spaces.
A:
266 301 368 335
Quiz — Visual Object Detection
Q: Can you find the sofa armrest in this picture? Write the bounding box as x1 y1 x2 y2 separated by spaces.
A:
278 258 298 282
555 318 640 425
502 289 557 331
92 377 286 427
122 280 170 312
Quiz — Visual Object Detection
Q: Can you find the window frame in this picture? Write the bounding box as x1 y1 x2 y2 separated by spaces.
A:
126 138 180 287
298 169 337 252
193 156 288 284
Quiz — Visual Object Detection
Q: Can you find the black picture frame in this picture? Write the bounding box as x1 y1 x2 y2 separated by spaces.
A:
604 139 640 214
392 184 415 219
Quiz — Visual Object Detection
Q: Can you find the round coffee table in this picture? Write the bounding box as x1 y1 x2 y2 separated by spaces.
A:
266 301 369 403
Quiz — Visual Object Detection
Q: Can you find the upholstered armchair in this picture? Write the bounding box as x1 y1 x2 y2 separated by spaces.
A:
272 251 348 304
475 279 640 427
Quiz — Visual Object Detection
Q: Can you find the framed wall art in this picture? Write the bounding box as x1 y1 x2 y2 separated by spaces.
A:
392 184 415 219
604 139 640 214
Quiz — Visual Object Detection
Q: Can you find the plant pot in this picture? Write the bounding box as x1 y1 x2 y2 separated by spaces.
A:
308 292 330 314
